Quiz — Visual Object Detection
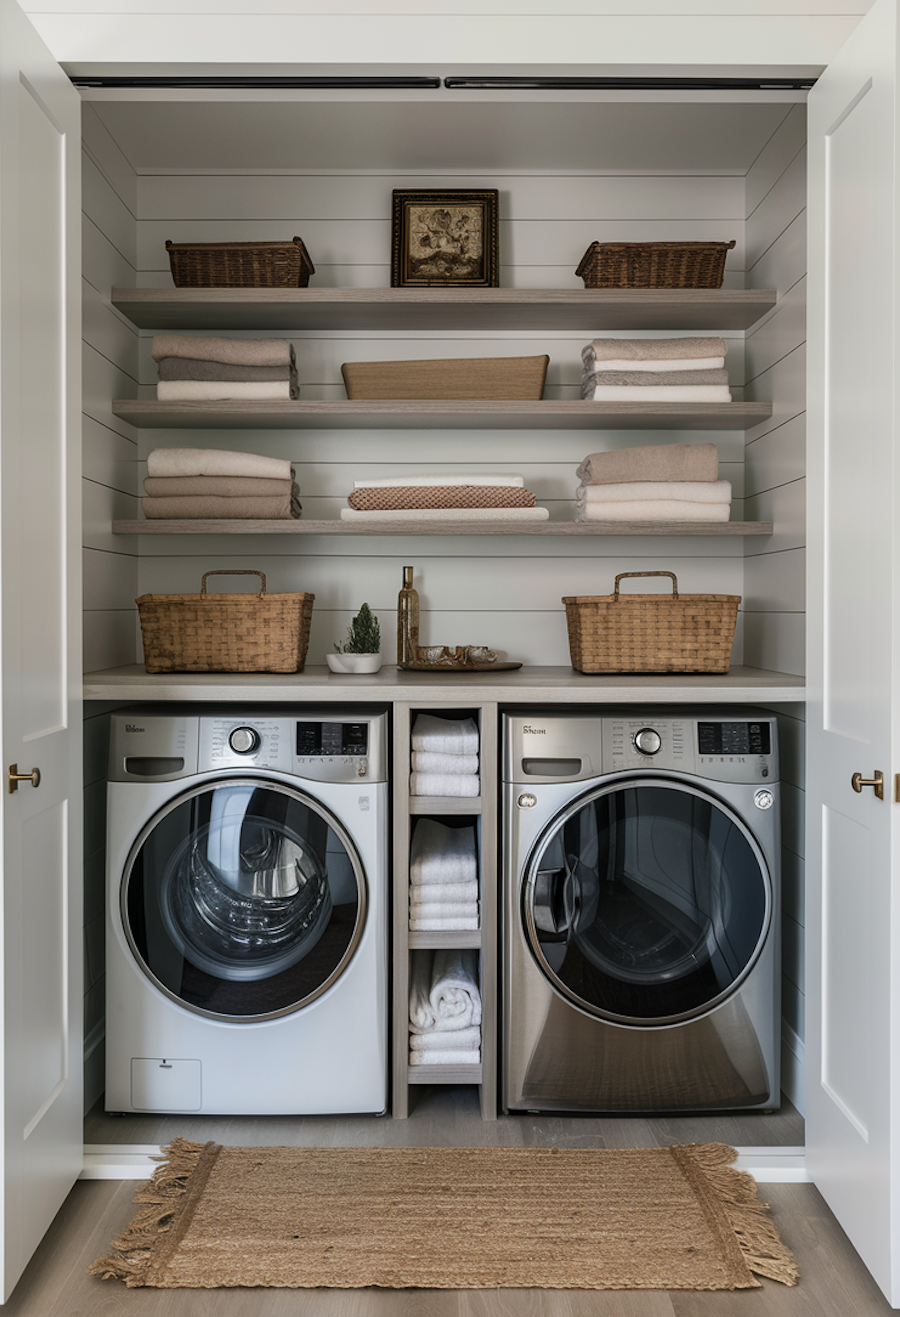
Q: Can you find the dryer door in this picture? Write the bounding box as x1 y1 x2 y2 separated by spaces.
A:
522 778 771 1026
122 777 366 1021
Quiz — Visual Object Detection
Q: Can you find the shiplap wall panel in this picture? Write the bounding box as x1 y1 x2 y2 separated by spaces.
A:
745 105 807 216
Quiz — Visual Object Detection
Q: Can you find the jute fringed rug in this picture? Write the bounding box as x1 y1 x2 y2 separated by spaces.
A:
90 1138 799 1292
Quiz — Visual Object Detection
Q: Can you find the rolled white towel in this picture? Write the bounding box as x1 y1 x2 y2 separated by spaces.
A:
408 1048 481 1066
410 821 478 885
412 714 479 755
409 880 479 902
409 1026 481 1053
410 772 480 798
411 750 480 775
409 915 480 930
409 948 482 1033
577 480 732 505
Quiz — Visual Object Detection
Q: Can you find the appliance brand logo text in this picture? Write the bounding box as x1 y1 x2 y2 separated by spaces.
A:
124 724 145 733
523 725 546 734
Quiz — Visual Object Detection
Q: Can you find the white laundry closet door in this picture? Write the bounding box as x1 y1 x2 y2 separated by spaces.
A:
807 0 900 1302
0 0 83 1299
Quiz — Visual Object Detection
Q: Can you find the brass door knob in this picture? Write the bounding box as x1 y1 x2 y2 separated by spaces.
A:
8 764 40 794
851 770 884 799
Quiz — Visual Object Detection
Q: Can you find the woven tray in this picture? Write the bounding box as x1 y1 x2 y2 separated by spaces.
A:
165 238 315 288
562 571 739 674
137 570 314 673
341 355 549 401
575 241 736 289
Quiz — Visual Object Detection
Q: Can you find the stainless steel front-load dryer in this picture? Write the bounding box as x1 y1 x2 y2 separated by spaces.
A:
502 710 781 1114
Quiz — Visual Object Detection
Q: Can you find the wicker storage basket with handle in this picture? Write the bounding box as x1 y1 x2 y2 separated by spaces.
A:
562 571 740 674
165 237 315 288
137 570 314 674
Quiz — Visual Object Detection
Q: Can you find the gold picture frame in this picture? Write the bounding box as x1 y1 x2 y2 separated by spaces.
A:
391 188 499 287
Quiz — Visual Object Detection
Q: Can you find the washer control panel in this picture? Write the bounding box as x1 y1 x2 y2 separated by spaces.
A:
605 715 777 783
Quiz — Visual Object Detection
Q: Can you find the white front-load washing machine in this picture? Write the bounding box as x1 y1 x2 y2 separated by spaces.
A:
503 709 781 1114
105 706 388 1115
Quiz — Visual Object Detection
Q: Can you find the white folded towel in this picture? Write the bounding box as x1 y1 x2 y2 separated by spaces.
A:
412 715 479 755
410 820 478 885
354 473 525 488
575 500 732 523
409 948 482 1033
410 772 480 797
411 750 479 775
586 385 732 402
340 506 549 522
157 380 296 402
409 915 480 930
147 448 293 481
409 881 479 902
408 1048 481 1066
577 480 733 505
582 356 725 373
409 1027 482 1053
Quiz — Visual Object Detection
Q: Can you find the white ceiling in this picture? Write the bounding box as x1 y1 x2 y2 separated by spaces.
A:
88 94 800 174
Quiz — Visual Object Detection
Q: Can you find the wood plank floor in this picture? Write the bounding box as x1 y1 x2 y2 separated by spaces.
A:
3 1090 891 1316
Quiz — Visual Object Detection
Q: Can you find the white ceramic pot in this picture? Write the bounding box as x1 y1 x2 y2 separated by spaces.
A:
326 652 383 674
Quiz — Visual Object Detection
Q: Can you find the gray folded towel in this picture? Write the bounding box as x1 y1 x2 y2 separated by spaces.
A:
142 484 302 520
151 333 295 367
157 357 297 385
144 474 295 499
582 367 729 390
576 442 719 485
582 336 727 364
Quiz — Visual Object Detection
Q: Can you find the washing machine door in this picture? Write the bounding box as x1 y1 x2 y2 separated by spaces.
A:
522 778 771 1026
122 777 367 1021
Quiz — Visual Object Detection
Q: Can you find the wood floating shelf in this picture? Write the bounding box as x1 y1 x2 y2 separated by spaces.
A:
112 286 778 333
112 518 773 537
111 398 772 431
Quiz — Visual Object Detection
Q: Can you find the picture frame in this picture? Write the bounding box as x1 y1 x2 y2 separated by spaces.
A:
391 188 499 288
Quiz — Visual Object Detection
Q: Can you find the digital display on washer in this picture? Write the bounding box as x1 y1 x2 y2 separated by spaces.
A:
296 721 368 756
697 721 771 756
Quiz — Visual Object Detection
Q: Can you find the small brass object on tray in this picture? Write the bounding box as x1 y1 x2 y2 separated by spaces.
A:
396 566 521 672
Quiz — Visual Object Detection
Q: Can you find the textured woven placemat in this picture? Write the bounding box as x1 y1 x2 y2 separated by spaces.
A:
90 1140 798 1292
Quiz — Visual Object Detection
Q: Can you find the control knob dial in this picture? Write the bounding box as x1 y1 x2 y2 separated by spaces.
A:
229 726 260 755
633 727 662 756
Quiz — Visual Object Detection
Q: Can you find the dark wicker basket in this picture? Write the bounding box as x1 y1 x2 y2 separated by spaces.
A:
166 237 315 288
137 570 314 673
562 571 739 674
576 240 736 290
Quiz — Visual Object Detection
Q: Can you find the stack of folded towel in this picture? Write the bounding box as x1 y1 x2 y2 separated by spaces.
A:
581 336 732 403
341 474 549 523
574 441 732 523
410 713 480 797
152 333 299 402
143 447 302 520
409 819 479 932
409 948 482 1067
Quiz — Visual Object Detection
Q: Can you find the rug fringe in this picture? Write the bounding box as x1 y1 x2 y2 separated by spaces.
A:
680 1143 800 1287
88 1137 210 1287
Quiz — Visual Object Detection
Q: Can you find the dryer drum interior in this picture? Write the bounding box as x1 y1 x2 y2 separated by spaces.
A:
523 778 771 1026
122 778 367 1022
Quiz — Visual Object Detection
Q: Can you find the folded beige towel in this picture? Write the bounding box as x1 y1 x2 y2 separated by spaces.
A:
340 506 549 522
586 385 732 402
151 334 295 367
581 356 725 373
348 486 536 511
147 448 293 480
142 487 301 519
583 336 727 363
144 475 294 499
157 380 297 401
582 367 729 391
157 357 297 384
353 473 525 489
575 500 731 523
577 480 732 504
577 443 719 485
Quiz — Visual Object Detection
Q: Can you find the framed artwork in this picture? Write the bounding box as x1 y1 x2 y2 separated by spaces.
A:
391 188 499 287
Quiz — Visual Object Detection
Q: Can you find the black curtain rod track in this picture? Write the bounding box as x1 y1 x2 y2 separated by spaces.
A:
70 74 814 91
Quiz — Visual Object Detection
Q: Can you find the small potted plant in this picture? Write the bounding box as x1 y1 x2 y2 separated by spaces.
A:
326 602 383 674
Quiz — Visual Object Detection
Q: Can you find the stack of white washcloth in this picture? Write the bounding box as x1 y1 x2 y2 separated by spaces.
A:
409 948 482 1067
581 335 732 403
409 819 479 932
574 441 732 523
143 447 302 520
152 333 299 401
410 713 480 798
341 474 548 523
